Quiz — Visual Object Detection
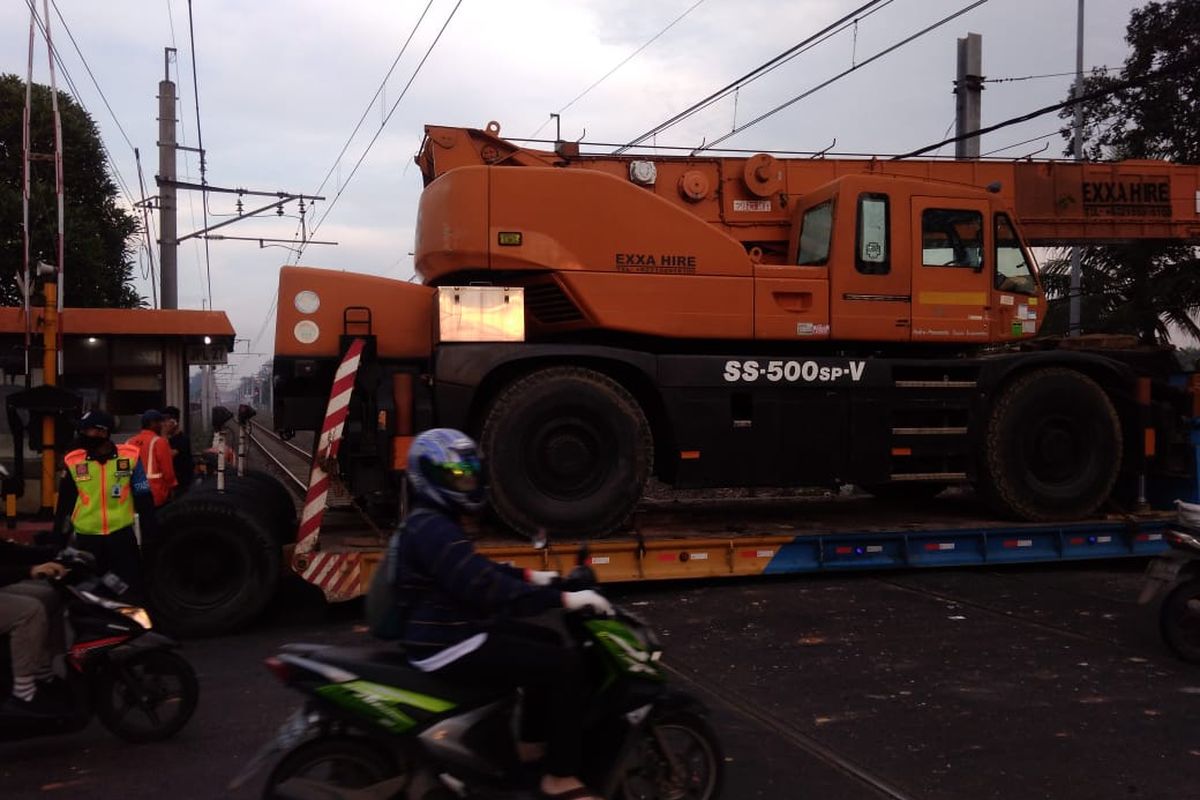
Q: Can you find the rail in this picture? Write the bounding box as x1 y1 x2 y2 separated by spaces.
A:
245 421 309 493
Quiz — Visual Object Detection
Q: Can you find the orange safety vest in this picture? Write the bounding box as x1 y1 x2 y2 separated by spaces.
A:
64 443 141 535
127 429 175 506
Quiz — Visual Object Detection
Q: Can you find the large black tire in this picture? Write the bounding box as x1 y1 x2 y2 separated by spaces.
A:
263 737 403 800
1160 578 1200 663
95 649 199 743
980 368 1121 521
147 496 281 636
621 709 725 800
194 469 298 546
481 367 652 538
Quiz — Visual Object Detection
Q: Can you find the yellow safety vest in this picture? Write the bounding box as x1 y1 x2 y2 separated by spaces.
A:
64 443 141 535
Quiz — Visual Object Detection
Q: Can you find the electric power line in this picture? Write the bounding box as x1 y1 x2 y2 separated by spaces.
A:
24 0 137 209
297 0 466 262
893 53 1200 160
48 0 136 152
186 0 213 310
616 0 894 153
285 0 438 260
529 0 709 139
697 0 989 152
984 66 1121 84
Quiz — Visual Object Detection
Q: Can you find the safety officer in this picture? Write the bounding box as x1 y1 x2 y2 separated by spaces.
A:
52 410 158 598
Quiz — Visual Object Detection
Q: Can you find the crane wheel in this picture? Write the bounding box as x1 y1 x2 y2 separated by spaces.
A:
146 496 281 637
981 367 1122 521
481 366 652 538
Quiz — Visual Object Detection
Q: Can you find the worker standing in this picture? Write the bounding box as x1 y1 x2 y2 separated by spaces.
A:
127 410 177 507
52 410 159 598
162 406 194 496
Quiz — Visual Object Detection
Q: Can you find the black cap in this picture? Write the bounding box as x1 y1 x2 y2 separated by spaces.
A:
78 409 115 433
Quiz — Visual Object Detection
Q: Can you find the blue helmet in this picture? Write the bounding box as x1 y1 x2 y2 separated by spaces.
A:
407 428 486 513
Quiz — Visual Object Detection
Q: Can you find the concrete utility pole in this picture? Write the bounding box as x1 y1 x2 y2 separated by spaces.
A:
158 47 178 310
1068 0 1085 336
954 32 983 159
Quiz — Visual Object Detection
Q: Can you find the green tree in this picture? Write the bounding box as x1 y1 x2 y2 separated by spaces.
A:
0 74 142 308
1040 1 1200 343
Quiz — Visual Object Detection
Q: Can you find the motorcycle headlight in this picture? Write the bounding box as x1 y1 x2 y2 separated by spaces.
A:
119 606 153 630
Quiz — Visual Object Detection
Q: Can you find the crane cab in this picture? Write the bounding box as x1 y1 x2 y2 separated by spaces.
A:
765 174 1044 344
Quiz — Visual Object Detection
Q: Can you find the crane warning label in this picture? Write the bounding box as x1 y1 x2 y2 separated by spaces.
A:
1082 179 1172 218
723 359 867 384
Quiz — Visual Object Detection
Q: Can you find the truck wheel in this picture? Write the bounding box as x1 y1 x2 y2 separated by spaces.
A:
982 368 1121 520
482 367 652 538
195 469 298 545
147 496 281 637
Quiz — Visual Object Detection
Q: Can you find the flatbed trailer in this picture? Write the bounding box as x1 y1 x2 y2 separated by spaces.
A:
297 496 1175 602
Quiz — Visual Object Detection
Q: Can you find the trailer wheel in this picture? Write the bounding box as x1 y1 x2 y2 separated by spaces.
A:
147 496 281 636
982 368 1121 520
482 367 652 538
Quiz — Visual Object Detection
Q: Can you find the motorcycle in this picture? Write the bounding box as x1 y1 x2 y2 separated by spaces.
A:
0 547 199 742
233 546 723 799
1139 520 1200 663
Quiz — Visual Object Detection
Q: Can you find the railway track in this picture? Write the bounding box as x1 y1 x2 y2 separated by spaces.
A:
245 421 310 493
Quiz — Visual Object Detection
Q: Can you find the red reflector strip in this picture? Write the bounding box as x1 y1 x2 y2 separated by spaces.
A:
1136 533 1164 542
739 549 775 558
1003 539 1034 549
680 450 701 460
1069 537 1085 545
924 542 955 551
891 447 912 457
835 546 853 555
656 553 677 562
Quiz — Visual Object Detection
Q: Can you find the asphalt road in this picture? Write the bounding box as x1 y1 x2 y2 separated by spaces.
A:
3 561 1199 800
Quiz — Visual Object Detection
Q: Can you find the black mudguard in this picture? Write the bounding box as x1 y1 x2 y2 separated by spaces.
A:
108 631 181 663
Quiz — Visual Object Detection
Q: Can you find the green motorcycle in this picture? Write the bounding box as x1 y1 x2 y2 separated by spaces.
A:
232 553 723 799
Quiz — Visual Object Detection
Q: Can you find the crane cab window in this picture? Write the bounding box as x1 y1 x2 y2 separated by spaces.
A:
994 213 1037 294
856 194 889 275
922 209 983 270
796 200 833 266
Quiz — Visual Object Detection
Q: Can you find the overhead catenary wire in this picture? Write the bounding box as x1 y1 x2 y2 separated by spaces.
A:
296 0 466 263
695 0 989 153
529 0 709 139
615 0 894 154
980 130 1060 157
186 0 213 310
285 0 438 261
984 66 1120 84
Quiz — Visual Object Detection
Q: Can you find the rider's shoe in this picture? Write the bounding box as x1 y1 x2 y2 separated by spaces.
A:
1 691 70 719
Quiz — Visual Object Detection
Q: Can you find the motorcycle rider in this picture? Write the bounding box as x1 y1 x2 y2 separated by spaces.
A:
392 428 612 800
0 539 67 715
52 410 158 598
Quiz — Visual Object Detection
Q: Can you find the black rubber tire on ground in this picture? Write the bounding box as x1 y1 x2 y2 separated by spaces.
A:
862 482 948 502
263 737 402 800
147 496 281 637
621 709 725 800
1160 578 1200 663
481 367 652 539
980 368 1122 521
95 649 199 743
194 469 298 546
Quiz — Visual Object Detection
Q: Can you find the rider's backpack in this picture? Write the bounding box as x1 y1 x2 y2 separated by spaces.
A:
365 508 436 640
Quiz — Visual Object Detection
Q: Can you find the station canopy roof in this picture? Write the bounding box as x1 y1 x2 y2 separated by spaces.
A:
0 307 235 348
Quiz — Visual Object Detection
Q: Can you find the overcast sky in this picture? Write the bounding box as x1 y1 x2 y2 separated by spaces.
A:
1 0 1146 386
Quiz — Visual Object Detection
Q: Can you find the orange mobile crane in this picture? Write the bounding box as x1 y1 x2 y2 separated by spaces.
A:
273 123 1200 545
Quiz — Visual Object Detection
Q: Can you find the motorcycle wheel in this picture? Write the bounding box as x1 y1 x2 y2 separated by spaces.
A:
1161 578 1200 663
263 737 406 800
621 710 724 800
95 650 199 743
